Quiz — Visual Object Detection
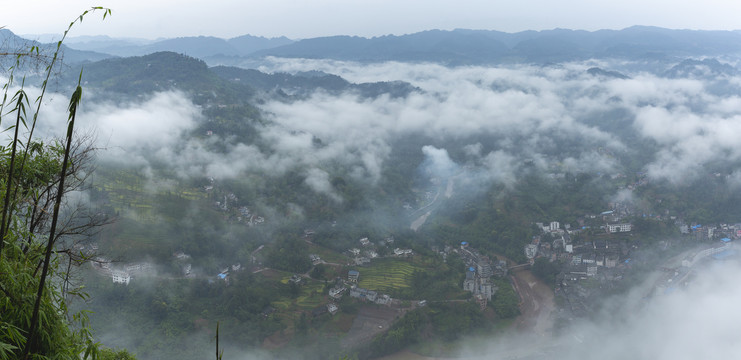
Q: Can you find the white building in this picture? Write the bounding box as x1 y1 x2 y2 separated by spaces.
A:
607 223 632 233
375 294 391 305
111 271 130 285
550 221 560 231
329 286 346 299
327 303 339 315
524 244 538 259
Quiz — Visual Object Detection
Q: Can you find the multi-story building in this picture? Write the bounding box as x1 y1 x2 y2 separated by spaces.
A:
607 223 632 233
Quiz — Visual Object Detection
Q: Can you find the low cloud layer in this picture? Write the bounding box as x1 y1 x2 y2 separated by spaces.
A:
9 56 741 360
256 58 741 188
568 260 741 360
17 56 741 203
455 259 741 360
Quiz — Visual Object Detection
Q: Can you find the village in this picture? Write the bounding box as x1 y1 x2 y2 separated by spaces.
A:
524 201 741 322
77 169 741 352
83 193 740 328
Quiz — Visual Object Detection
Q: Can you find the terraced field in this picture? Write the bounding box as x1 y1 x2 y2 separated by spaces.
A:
274 273 328 310
95 167 207 220
295 282 326 309
357 258 424 293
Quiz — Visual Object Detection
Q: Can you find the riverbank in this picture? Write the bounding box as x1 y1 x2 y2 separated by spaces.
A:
378 255 555 359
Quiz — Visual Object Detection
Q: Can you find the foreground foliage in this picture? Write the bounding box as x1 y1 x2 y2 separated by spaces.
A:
0 7 129 360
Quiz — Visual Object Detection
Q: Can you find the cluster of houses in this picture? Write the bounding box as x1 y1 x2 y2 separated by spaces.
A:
345 236 413 266
678 222 741 241
547 203 741 321
431 241 508 310
393 248 413 257
215 263 243 284
174 251 244 284
237 206 265 226
309 254 322 265
93 258 155 285
312 269 394 318
531 207 638 275
174 251 193 277
346 237 379 265
302 234 411 319
207 185 265 226
342 269 393 305
214 193 238 212
458 242 506 309
562 239 626 280
533 219 631 276
311 302 340 317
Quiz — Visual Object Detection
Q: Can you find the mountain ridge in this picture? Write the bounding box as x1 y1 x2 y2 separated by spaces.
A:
8 26 741 66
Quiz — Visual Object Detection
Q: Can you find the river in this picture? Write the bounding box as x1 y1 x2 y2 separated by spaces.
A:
379 256 555 360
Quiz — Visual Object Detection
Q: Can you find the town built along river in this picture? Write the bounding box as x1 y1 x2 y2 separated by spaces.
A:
404 174 557 358
380 262 556 359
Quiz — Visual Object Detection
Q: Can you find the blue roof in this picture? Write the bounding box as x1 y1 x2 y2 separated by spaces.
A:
348 270 359 275
217 273 227 279
721 238 732 242
461 241 468 245
468 267 475 272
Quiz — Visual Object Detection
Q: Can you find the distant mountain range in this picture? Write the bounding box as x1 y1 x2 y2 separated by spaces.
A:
250 27 741 64
63 34 293 59
211 66 419 99
0 29 112 66
52 51 418 103
7 26 741 66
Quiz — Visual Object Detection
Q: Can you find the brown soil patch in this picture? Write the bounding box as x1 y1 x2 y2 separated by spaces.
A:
510 268 554 335
332 313 355 332
258 268 285 280
340 305 400 349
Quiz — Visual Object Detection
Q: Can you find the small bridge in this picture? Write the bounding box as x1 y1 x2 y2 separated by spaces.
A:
508 262 531 271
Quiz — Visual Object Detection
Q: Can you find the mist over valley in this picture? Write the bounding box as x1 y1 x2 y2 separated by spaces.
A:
3 22 741 360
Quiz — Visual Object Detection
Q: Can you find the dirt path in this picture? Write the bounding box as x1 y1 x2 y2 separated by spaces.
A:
444 179 454 198
410 211 431 231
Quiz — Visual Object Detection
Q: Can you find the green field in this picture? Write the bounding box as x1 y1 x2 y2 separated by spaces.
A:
357 258 424 293
306 243 350 265
270 272 328 312
95 167 207 220
295 282 326 309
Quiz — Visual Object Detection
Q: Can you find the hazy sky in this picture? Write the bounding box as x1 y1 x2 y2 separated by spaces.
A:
5 0 741 40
